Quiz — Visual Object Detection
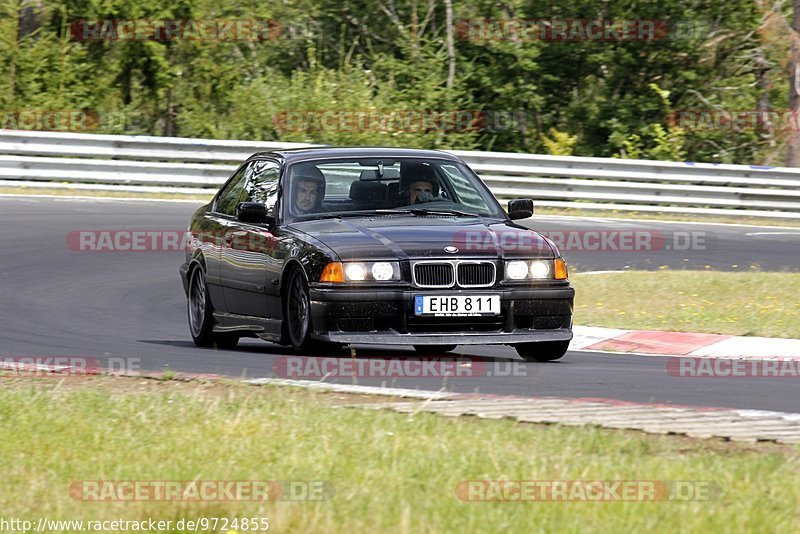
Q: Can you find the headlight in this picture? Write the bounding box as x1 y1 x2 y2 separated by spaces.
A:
504 259 568 281
371 262 395 281
529 260 550 279
321 261 401 283
506 261 529 280
345 263 367 281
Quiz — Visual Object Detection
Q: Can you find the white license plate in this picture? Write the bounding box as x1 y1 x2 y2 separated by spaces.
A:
414 295 500 316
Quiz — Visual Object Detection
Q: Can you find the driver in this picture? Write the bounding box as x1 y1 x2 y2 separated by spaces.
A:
401 161 440 205
294 177 321 214
291 164 326 215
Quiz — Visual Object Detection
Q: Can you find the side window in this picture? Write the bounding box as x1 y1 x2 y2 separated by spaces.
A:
440 164 486 210
215 164 250 216
215 160 280 216
245 160 280 217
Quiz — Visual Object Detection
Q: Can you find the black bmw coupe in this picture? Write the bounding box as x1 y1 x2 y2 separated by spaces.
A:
180 147 574 361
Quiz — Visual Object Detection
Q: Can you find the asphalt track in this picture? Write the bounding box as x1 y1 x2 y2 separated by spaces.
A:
1 196 799 412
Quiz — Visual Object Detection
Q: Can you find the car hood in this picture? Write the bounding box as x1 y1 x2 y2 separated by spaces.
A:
287 216 556 261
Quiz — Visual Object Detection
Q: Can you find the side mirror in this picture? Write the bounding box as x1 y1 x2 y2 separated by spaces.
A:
508 198 534 220
236 202 271 225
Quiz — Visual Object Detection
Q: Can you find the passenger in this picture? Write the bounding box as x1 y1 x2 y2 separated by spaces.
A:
409 177 436 204
401 161 440 205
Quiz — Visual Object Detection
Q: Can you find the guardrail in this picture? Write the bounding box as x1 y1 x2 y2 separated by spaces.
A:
2 129 800 219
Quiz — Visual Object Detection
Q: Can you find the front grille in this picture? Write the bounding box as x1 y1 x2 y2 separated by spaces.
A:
413 261 496 288
414 263 455 288
457 262 495 287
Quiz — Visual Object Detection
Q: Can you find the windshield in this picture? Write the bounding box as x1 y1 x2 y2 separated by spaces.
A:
283 157 505 222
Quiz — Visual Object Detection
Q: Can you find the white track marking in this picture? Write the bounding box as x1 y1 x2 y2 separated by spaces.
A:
0 193 205 203
745 232 800 236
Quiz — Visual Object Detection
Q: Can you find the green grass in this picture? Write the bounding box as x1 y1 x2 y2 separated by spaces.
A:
1 378 799 532
573 271 800 338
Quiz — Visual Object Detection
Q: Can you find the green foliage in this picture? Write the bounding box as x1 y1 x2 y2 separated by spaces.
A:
608 83 686 160
0 0 792 164
541 128 578 156
609 122 686 161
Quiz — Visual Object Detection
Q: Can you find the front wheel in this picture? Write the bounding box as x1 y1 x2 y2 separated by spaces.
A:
515 340 570 362
284 268 314 352
282 269 347 355
188 266 239 349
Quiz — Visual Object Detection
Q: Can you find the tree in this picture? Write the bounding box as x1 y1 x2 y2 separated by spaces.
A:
787 0 800 165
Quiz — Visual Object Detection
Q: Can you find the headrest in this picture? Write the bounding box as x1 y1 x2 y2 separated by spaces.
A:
400 161 437 184
350 180 387 203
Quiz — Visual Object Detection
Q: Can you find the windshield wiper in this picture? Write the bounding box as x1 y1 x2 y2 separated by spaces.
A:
297 208 482 221
407 208 480 218
297 209 407 221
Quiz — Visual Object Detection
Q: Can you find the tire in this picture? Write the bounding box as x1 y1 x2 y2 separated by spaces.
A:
187 266 239 349
284 268 315 352
281 268 346 354
515 340 570 362
413 344 457 355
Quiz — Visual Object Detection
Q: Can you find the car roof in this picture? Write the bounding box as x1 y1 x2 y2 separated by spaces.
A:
247 147 462 164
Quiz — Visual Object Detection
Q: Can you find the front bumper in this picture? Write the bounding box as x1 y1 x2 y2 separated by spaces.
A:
309 285 574 345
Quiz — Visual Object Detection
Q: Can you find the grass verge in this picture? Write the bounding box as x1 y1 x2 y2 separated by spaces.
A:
0 375 799 532
535 206 800 228
573 271 800 338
